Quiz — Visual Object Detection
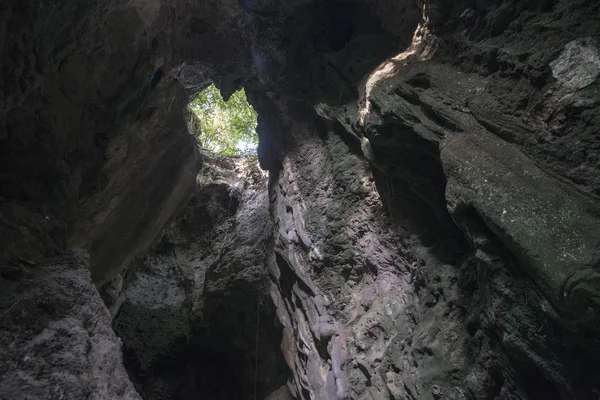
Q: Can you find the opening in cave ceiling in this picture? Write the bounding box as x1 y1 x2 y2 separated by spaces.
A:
188 84 258 156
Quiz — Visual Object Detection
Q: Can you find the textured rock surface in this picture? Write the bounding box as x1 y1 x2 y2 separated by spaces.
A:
243 1 600 398
111 151 289 399
266 125 568 399
0 250 140 400
0 0 259 282
1 0 600 399
265 386 294 400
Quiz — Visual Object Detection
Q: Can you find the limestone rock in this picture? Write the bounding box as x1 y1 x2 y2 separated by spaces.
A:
0 250 140 400
1 0 600 399
112 153 289 399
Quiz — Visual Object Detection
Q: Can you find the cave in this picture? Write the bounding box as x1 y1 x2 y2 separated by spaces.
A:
1 1 600 399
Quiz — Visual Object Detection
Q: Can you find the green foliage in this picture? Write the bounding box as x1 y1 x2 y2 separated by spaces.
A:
188 84 258 156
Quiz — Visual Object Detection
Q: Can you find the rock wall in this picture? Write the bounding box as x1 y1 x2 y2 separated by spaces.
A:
0 2 236 396
0 0 260 283
266 119 577 399
0 2 255 395
254 1 600 398
1 1 196 283
110 151 289 399
0 250 140 400
1 0 600 399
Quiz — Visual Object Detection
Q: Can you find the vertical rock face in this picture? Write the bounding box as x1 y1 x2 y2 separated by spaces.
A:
111 151 289 399
268 131 416 399
266 123 570 399
0 1 256 394
0 0 257 282
0 250 140 400
240 1 600 399
237 1 600 398
2 0 600 399
1 2 247 397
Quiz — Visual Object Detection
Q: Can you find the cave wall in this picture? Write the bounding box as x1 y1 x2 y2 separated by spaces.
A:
243 0 600 398
0 0 259 282
265 113 589 399
1 0 600 399
0 250 140 399
0 1 254 397
110 151 289 400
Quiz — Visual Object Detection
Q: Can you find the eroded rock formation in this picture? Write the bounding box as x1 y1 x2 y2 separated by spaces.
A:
1 0 600 399
109 151 289 399
0 250 140 399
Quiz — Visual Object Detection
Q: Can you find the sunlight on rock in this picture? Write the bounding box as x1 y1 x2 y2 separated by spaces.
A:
359 13 436 128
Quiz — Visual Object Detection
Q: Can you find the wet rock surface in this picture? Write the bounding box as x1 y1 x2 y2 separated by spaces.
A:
1 0 600 399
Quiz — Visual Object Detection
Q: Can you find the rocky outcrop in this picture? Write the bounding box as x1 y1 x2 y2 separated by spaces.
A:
266 124 574 399
0 0 259 283
1 0 600 399
240 1 600 398
110 151 289 399
0 250 139 400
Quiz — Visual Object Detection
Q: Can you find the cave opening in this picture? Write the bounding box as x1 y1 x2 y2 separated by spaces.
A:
187 83 259 156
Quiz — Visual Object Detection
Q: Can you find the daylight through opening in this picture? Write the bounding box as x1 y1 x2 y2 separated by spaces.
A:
188 84 258 156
